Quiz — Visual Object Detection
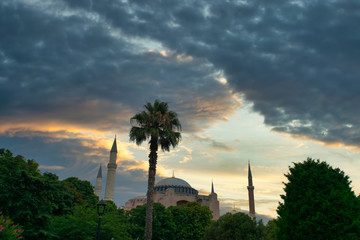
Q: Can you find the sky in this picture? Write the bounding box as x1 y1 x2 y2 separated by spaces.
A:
1 0 360 220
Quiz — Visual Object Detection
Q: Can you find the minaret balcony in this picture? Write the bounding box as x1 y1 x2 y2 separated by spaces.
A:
107 162 117 168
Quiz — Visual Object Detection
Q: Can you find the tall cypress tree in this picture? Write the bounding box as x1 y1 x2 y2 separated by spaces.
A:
277 158 360 240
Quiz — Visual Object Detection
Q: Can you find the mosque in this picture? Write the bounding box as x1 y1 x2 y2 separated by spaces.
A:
95 137 255 220
124 173 220 220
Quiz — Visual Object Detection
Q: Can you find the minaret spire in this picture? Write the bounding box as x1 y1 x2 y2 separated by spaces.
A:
208 179 219 220
110 135 117 153
105 136 118 201
94 164 102 198
247 161 255 219
97 165 102 178
248 160 253 183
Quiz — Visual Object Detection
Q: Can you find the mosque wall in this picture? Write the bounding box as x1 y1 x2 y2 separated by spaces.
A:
124 178 220 220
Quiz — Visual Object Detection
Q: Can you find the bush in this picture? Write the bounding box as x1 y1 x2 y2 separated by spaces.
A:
0 215 24 240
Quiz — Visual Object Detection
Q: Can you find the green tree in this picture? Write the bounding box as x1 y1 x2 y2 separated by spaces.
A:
169 202 212 240
0 215 24 240
101 208 132 240
49 204 131 240
49 206 97 240
0 148 74 239
63 177 98 206
276 158 360 240
265 219 277 240
202 212 265 240
129 100 181 240
0 148 107 240
126 203 175 240
126 202 212 240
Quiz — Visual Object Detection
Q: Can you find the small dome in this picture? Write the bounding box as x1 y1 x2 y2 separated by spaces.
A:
155 177 192 188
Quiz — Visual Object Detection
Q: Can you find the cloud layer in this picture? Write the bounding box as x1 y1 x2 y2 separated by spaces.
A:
1 0 359 148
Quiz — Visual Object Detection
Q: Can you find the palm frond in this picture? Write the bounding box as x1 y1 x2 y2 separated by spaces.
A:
129 100 182 151
129 127 148 145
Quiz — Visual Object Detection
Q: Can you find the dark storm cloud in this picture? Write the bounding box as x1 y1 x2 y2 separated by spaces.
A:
0 0 238 134
1 0 360 147
73 0 360 147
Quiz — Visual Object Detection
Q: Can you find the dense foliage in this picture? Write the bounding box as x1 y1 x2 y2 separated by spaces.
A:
169 202 213 240
49 204 131 240
63 176 98 206
126 203 174 240
0 148 217 240
276 158 360 240
202 212 266 240
0 148 131 239
0 148 74 239
265 219 277 240
0 215 24 240
125 202 212 240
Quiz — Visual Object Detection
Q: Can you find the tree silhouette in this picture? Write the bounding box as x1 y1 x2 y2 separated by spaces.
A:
129 100 181 240
277 158 360 239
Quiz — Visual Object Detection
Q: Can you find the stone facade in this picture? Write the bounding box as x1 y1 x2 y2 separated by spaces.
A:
124 177 220 220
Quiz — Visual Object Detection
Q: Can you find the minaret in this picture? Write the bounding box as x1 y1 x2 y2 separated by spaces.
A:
209 180 220 220
247 161 255 219
94 165 102 198
104 137 118 201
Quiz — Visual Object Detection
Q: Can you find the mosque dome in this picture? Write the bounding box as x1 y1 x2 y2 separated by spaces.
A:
154 177 198 195
155 177 191 188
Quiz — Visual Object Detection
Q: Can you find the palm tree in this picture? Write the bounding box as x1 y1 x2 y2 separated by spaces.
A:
129 100 181 240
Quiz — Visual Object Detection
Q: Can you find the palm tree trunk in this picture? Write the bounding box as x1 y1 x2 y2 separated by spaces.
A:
144 137 158 240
